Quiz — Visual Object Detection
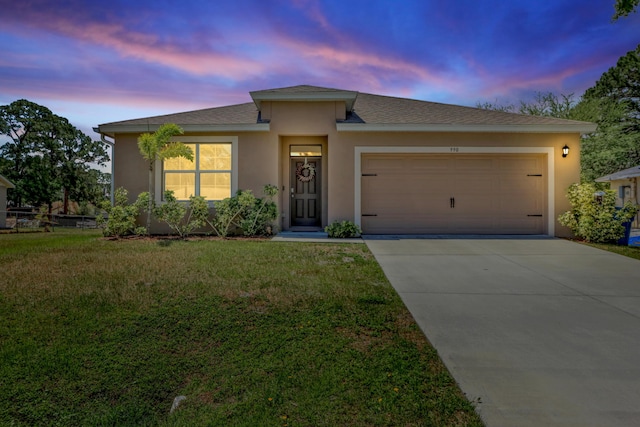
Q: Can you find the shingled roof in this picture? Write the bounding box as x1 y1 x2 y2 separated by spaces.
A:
595 165 640 182
97 85 596 135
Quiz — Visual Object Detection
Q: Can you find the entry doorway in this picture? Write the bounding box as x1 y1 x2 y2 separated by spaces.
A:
290 145 322 228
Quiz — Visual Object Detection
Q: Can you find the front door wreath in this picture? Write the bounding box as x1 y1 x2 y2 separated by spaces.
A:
296 160 316 182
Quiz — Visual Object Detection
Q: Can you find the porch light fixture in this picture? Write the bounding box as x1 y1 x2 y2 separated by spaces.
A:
562 145 570 158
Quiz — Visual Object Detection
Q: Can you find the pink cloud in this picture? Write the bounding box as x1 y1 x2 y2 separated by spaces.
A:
1 7 266 80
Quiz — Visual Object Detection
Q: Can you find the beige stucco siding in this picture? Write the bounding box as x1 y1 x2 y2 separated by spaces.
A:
325 130 580 237
110 99 582 236
112 131 274 233
113 134 149 202
606 178 639 227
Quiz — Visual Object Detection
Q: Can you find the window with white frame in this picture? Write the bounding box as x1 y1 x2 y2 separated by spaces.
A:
163 143 232 201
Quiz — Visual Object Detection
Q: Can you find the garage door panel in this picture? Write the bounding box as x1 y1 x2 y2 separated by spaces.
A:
363 194 450 217
361 153 546 234
410 157 452 171
496 156 543 171
363 215 451 234
453 157 495 171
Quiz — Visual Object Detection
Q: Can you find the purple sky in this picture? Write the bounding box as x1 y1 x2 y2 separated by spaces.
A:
1 0 639 140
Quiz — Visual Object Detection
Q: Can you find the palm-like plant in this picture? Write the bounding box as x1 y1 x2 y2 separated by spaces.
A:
137 123 193 233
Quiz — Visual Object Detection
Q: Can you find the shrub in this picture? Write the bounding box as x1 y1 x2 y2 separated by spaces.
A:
96 188 145 238
153 191 211 238
558 183 638 243
325 220 362 238
212 185 279 237
240 184 278 236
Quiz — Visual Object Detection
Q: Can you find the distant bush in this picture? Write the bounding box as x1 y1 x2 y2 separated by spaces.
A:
558 183 638 243
325 220 362 238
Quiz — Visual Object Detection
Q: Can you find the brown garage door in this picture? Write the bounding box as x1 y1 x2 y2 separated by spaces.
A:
361 153 546 234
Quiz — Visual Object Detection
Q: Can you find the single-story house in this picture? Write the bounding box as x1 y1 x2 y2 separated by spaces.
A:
596 164 640 228
96 85 596 236
0 174 15 228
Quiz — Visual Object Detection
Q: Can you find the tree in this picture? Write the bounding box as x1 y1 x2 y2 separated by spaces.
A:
476 92 578 118
56 118 109 213
477 44 640 182
0 99 56 207
578 45 640 181
613 0 639 20
0 99 108 211
136 123 193 233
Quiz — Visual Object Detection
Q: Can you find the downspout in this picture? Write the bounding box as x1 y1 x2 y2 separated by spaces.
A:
97 132 115 206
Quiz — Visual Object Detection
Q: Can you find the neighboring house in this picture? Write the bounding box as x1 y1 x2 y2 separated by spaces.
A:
0 175 15 228
596 164 640 228
95 85 596 236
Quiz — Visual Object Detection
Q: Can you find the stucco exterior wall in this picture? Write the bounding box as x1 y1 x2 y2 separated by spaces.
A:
324 130 580 237
111 100 583 236
606 177 639 227
112 131 275 233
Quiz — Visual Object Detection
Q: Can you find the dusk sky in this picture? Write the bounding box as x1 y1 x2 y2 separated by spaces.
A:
1 0 639 141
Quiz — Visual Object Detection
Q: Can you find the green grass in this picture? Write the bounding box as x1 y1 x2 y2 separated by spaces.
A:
0 230 483 426
583 241 640 261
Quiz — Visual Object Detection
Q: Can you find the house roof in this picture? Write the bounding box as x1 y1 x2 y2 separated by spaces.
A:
250 85 358 111
0 175 15 188
96 85 597 136
595 165 640 182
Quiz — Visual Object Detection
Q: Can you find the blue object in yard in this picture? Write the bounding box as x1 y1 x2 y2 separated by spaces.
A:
629 236 640 247
615 207 632 246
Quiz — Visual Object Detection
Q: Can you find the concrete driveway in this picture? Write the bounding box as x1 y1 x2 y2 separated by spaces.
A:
365 237 640 427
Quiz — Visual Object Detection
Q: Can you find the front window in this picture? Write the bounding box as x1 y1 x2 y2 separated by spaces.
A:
163 143 232 201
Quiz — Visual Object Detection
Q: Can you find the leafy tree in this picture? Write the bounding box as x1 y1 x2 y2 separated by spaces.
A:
582 45 639 120
613 0 639 20
478 44 640 182
57 119 109 213
0 99 108 211
578 45 640 180
477 92 578 118
0 99 56 207
137 123 193 233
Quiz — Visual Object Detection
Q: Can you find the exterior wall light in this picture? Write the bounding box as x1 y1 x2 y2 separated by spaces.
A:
562 145 570 158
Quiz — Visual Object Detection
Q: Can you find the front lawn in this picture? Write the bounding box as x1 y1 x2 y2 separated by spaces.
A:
0 230 482 426
583 241 640 261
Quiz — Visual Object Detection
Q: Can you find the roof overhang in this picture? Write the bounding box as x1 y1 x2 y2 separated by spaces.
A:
336 123 598 134
0 174 15 188
95 123 270 137
595 168 640 182
250 89 358 112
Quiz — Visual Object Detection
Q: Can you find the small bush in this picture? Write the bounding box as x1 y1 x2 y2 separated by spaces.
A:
153 191 211 238
96 188 145 238
212 184 278 237
325 220 362 238
558 182 638 243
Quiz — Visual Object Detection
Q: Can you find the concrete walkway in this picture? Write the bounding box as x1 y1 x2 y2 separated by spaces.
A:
271 231 363 243
365 237 640 427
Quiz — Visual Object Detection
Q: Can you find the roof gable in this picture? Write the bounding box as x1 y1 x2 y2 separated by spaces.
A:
0 175 15 188
250 85 358 111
